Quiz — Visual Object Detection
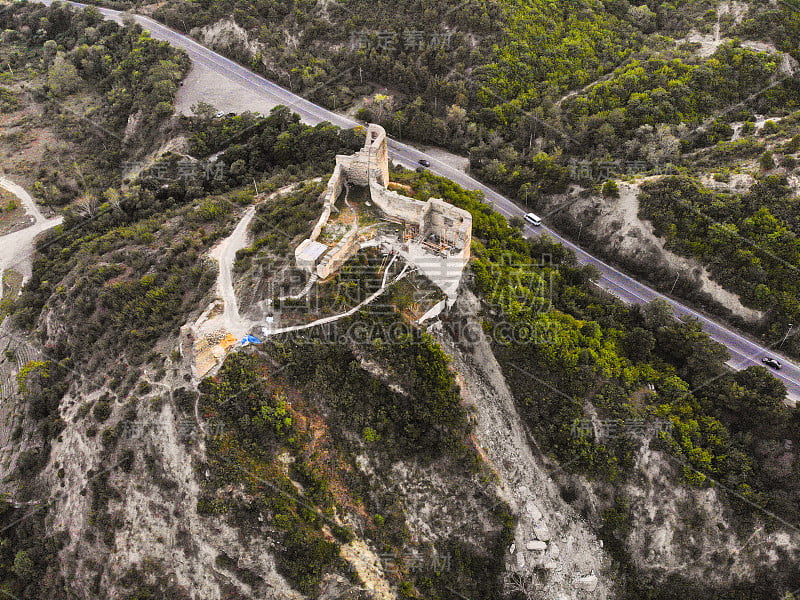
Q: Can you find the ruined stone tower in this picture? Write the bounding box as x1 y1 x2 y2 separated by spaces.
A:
342 123 390 186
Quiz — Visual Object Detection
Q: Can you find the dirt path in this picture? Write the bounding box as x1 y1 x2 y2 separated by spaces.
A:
0 177 46 223
0 177 62 299
554 70 617 108
207 206 257 338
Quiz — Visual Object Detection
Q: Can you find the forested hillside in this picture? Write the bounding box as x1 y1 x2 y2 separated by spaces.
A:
0 2 190 202
80 0 800 354
95 0 800 164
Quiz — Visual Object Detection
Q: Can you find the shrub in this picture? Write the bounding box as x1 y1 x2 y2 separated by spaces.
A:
602 179 620 198
760 120 780 136
759 150 775 171
92 400 112 422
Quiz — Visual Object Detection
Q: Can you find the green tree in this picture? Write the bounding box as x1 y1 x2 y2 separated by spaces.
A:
12 550 35 581
761 120 779 135
42 39 58 67
759 150 775 171
46 54 81 96
602 179 620 198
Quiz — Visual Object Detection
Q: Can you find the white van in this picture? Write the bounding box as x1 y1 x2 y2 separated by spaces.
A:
524 213 542 226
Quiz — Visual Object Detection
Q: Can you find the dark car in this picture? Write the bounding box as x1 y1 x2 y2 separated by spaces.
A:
762 356 782 370
418 159 430 167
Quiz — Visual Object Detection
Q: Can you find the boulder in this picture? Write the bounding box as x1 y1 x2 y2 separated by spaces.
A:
575 574 598 592
533 522 551 541
525 540 547 551
525 500 543 521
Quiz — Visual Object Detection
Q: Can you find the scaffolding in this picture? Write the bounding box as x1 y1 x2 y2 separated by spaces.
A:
421 233 450 256
420 229 461 256
379 214 461 255
381 215 405 226
404 222 419 243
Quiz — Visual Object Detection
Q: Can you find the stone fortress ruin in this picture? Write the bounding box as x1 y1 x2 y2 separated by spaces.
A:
187 125 474 378
295 124 472 303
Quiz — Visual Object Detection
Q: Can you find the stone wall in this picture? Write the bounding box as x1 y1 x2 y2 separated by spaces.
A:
369 181 427 224
296 122 472 276
370 184 472 259
342 153 370 186
367 124 389 186
296 163 345 272
339 124 389 186
309 162 345 242
316 227 359 279
423 198 472 259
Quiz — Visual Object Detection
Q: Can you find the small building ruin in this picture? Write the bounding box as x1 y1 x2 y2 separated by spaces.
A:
295 124 472 302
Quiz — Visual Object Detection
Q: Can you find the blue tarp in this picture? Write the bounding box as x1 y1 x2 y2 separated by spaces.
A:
240 334 264 346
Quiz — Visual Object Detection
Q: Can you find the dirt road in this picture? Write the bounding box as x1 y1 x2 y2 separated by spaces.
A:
208 205 257 338
0 177 63 298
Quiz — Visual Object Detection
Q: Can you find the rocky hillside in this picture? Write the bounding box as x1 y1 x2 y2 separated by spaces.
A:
3 128 800 599
0 3 799 600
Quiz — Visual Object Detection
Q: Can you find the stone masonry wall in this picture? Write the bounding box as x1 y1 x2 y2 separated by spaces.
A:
342 124 389 186
295 163 346 272
296 123 472 274
316 227 359 279
369 181 428 224
423 198 472 258
309 162 345 242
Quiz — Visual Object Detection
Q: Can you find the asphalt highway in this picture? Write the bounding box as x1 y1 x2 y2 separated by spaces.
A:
40 0 800 402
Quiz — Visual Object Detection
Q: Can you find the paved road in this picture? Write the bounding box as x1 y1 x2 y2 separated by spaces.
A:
40 0 800 402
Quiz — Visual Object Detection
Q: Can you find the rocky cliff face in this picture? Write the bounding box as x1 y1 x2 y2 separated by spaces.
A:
538 184 764 325
431 290 615 598
191 19 271 70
